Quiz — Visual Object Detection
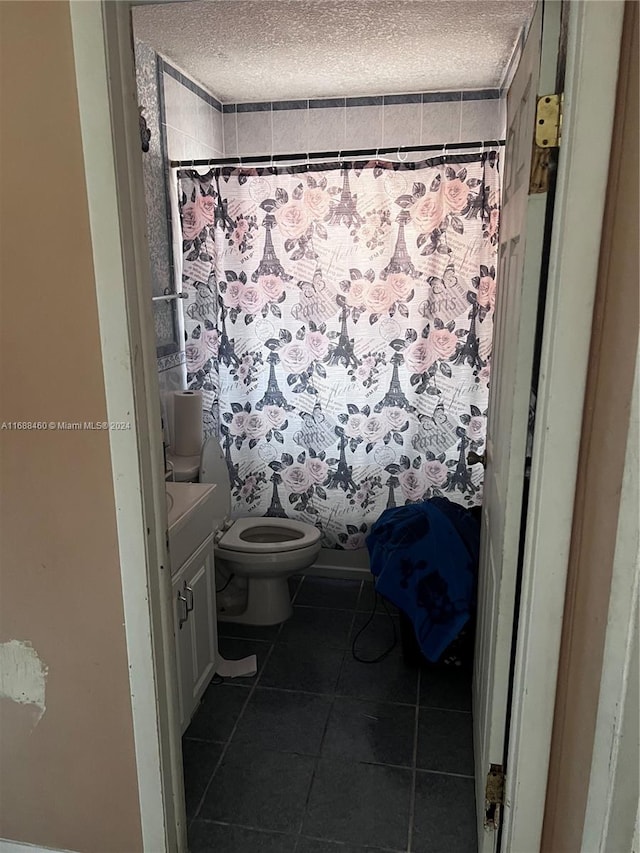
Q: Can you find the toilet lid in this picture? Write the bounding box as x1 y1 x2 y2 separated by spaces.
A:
217 517 321 553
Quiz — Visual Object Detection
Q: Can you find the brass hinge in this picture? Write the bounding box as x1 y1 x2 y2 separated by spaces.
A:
530 93 563 194
484 763 505 831
536 93 563 148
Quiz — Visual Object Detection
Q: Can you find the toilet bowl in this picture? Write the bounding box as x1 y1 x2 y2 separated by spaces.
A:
199 437 322 625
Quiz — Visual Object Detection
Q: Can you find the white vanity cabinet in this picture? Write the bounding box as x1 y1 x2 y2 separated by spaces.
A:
171 533 218 732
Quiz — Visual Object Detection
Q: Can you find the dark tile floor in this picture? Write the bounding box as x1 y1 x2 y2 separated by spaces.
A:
183 575 477 853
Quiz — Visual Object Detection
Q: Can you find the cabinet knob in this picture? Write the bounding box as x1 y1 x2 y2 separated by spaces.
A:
184 583 194 613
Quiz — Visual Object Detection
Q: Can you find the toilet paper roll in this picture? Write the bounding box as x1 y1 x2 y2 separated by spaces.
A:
173 390 203 457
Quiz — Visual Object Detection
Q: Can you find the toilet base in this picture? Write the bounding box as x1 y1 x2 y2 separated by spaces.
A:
217 575 293 626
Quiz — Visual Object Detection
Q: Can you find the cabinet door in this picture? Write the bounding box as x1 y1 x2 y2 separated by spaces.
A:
172 535 218 731
183 539 216 704
172 569 194 732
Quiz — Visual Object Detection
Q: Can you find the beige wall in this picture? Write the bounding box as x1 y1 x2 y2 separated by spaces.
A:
541 2 639 849
0 3 143 851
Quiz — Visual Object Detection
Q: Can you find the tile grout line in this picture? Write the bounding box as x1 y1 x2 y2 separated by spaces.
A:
290 576 304 605
197 818 289 835
270 101 274 161
295 660 340 839
184 739 473 779
186 740 471 777
415 767 475 781
295 579 364 842
300 832 405 853
407 666 421 853
195 817 406 852
348 579 368 653
191 577 324 837
416 702 471 715
189 639 277 828
202 679 467 716
342 102 347 152
234 108 239 158
282 602 380 612
342 581 364 676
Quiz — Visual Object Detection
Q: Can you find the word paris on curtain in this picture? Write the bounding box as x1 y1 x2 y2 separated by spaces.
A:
177 154 500 549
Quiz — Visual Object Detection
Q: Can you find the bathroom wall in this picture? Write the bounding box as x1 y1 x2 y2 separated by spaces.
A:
0 2 142 850
134 42 223 444
162 61 224 160
222 90 505 157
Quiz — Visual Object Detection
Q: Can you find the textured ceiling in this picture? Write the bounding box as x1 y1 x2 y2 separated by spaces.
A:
133 0 535 103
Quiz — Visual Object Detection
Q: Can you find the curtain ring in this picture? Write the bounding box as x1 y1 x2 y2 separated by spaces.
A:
397 146 408 162
441 144 447 162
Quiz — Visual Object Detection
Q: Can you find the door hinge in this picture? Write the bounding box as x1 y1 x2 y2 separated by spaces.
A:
484 763 505 831
536 93 563 148
530 93 563 194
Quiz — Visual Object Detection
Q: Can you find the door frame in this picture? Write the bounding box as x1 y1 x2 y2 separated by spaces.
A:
69 1 625 850
500 2 625 850
69 2 186 851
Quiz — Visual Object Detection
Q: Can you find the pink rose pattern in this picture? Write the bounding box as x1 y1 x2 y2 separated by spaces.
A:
179 155 499 547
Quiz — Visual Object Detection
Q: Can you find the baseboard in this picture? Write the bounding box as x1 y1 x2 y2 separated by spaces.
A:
307 547 371 580
0 840 79 853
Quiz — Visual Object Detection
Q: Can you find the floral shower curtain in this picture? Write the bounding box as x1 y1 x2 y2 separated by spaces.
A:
178 154 500 548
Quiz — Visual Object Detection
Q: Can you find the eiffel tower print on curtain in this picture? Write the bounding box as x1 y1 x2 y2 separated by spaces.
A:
178 155 501 547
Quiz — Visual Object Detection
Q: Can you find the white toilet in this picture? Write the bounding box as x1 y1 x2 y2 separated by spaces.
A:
199 436 322 625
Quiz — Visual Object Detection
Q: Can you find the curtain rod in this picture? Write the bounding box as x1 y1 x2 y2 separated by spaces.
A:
169 139 506 169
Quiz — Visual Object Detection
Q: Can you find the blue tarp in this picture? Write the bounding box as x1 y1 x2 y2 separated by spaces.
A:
366 498 480 663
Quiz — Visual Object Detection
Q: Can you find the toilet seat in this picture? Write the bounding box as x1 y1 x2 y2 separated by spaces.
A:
217 517 321 554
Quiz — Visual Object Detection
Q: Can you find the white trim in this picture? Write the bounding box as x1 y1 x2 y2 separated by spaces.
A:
68 4 164 849
0 841 78 853
69 3 185 851
582 346 640 852
501 2 625 850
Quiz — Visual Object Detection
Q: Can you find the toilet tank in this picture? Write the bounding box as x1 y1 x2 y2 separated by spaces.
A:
199 435 232 519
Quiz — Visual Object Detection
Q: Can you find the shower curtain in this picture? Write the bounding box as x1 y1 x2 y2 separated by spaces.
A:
177 154 500 548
